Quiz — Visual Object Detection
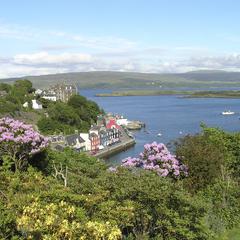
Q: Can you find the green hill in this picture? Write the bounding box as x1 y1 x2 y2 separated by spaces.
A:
1 70 240 89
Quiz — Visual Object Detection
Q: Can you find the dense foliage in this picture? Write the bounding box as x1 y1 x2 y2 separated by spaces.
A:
38 94 102 134
0 80 34 115
175 126 240 237
0 118 239 239
0 79 102 134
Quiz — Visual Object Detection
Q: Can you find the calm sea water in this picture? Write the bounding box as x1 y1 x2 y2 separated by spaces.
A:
81 89 240 165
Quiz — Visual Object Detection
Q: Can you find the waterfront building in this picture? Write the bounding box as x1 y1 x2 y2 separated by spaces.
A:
80 133 91 151
89 125 100 135
99 129 108 147
65 134 86 152
116 118 128 126
106 119 120 130
89 132 100 151
112 128 120 142
107 128 120 145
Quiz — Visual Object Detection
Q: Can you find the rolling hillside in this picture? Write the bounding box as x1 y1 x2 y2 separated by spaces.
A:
1 70 240 89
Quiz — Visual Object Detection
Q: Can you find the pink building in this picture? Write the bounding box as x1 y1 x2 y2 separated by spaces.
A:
89 132 100 152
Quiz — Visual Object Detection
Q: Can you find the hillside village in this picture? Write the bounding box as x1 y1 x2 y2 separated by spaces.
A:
49 113 134 155
0 79 137 155
21 82 135 155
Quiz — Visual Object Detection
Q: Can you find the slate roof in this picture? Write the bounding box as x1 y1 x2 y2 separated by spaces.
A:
65 134 85 146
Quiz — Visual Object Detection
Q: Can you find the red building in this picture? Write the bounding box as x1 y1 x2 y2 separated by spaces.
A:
106 119 120 130
89 132 100 152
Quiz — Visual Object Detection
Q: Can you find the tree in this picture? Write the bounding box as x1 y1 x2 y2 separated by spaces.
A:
0 117 48 171
48 102 80 126
0 99 19 115
0 83 12 93
95 169 210 239
68 94 88 109
14 79 33 94
68 95 102 122
120 142 188 179
175 127 232 192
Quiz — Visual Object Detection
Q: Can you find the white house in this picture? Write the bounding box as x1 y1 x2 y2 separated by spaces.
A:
42 95 57 101
116 118 128 126
32 99 43 110
80 133 91 151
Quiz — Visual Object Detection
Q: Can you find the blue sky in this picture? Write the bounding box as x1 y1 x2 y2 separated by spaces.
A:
1 0 240 77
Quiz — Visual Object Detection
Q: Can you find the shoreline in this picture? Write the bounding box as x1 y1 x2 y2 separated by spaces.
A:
93 138 136 159
95 90 240 99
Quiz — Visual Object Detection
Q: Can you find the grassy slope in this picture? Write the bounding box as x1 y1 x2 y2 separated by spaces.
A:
96 90 240 98
1 70 240 89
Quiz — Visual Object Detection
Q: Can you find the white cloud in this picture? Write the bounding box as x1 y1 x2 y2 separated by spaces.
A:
13 52 93 66
1 51 240 78
189 54 240 69
1 21 240 77
0 63 68 78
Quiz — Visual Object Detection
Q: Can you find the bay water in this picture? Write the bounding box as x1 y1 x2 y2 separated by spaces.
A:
81 89 240 165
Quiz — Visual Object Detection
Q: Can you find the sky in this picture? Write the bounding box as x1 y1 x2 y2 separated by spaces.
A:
1 0 240 78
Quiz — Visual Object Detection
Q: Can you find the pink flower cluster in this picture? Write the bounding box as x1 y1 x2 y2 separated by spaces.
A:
121 142 188 178
0 117 49 154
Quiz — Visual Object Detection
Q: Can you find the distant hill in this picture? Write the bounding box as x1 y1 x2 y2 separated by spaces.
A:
1 70 240 89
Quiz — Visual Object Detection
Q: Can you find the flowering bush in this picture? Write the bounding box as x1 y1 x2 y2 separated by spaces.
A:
121 142 188 178
0 117 49 171
17 199 122 240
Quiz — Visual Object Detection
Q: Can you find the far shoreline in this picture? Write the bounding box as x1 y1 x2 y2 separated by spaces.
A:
95 90 240 99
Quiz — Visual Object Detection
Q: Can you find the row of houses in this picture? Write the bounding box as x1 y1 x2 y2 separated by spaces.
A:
50 116 122 153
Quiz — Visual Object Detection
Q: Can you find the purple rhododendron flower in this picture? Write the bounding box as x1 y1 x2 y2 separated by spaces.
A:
0 117 49 170
121 142 188 179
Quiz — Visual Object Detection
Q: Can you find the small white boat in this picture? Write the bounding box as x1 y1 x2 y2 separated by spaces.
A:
222 110 235 115
179 131 183 134
157 133 162 136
